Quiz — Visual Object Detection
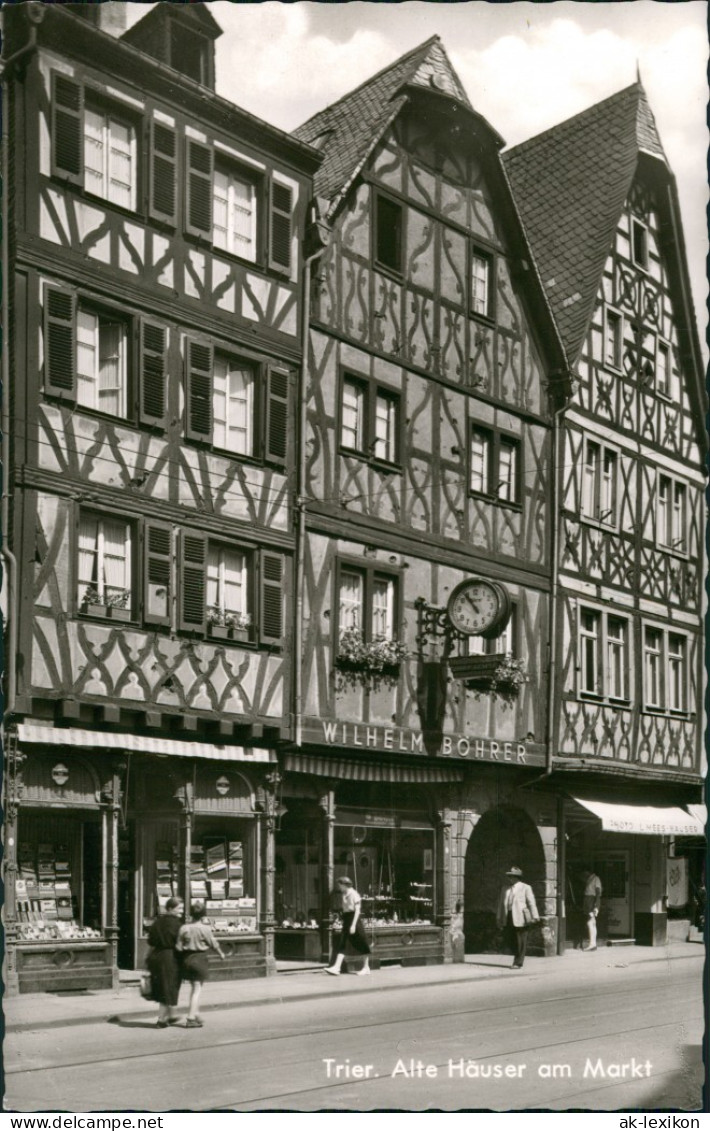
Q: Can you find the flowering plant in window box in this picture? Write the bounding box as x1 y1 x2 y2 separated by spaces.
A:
207 607 252 641
80 587 132 621
335 628 408 691
451 652 527 703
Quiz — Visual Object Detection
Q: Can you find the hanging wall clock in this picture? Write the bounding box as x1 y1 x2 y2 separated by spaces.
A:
447 578 511 639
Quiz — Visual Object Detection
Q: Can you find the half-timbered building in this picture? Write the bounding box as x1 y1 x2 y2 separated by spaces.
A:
1 2 319 991
279 38 571 967
504 82 706 949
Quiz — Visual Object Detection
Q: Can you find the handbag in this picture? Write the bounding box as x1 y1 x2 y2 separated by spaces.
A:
139 971 154 1001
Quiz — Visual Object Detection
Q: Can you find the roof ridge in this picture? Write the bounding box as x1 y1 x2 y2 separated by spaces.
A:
296 34 441 132
504 81 641 156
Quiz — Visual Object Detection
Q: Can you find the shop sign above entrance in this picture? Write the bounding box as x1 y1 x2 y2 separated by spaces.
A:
303 719 544 766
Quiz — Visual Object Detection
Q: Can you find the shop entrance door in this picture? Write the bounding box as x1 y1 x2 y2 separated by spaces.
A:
594 850 631 937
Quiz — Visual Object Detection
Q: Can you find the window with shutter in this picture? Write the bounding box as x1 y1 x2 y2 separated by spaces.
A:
264 367 289 467
260 551 284 644
150 120 178 225
186 140 213 237
185 339 213 441
52 73 84 183
144 522 172 626
139 321 167 427
76 307 128 417
179 530 207 632
268 180 293 274
44 287 76 396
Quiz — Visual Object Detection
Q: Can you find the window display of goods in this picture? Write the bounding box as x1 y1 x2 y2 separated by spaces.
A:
209 916 257 934
17 921 102 941
363 916 432 927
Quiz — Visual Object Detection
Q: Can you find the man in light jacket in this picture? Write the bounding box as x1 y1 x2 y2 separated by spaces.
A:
580 867 603 951
496 865 540 969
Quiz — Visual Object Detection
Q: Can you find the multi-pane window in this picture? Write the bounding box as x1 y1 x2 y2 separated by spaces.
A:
206 546 250 629
78 514 132 613
643 626 689 713
582 440 617 524
579 608 630 701
341 379 366 453
213 355 255 455
76 309 127 417
338 565 398 642
467 605 517 658
632 219 649 269
84 106 137 211
213 167 257 262
375 194 403 274
471 251 491 318
469 427 520 505
605 310 622 369
340 374 401 465
657 474 687 552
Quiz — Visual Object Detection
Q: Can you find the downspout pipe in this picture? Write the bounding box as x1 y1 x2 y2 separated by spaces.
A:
0 19 40 723
293 218 328 749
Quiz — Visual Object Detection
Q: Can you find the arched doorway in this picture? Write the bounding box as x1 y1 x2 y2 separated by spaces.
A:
464 806 546 952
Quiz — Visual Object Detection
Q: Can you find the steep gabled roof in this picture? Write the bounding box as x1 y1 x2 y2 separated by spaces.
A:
294 36 480 207
503 83 669 364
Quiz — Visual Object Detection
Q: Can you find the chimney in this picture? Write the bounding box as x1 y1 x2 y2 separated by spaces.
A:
70 2 127 37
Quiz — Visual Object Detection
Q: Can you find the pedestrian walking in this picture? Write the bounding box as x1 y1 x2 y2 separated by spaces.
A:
146 896 184 1028
325 876 371 976
580 867 602 950
176 901 225 1027
496 865 539 969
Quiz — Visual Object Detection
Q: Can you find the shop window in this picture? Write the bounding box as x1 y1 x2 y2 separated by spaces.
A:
78 512 134 619
579 607 629 702
188 824 257 936
657 474 687 554
375 193 403 275
581 439 617 525
469 426 521 506
340 372 401 467
184 338 288 468
185 138 293 275
334 817 435 925
470 247 494 320
643 625 690 714
15 814 103 943
604 309 623 370
43 285 167 427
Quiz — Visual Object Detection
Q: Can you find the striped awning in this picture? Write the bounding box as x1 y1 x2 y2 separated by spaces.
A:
283 753 463 783
16 724 275 763
686 804 707 834
571 796 702 836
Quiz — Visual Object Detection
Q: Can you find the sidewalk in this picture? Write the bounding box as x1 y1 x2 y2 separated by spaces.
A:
4 940 703 1034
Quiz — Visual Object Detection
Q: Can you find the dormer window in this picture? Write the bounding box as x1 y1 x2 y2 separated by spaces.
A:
170 24 209 85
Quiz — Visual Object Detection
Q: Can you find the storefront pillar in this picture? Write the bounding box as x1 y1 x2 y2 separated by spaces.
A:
178 776 194 909
436 808 453 962
557 796 566 955
5 796 21 995
260 770 280 972
319 785 336 963
102 762 123 989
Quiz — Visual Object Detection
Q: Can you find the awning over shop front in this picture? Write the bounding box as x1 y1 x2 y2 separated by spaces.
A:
16 724 275 763
686 804 707 834
570 796 702 836
283 753 463 783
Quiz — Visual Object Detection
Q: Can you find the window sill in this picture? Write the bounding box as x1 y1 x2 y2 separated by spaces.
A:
54 179 141 223
579 515 619 533
339 447 402 473
468 491 522 512
640 706 693 719
373 260 404 285
469 311 496 331
656 544 688 560
208 626 253 644
80 606 134 624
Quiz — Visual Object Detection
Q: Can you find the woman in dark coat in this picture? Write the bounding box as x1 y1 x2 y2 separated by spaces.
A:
146 896 183 1027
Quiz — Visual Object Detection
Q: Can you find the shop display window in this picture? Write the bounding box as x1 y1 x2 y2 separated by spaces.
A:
15 814 103 942
275 802 321 928
189 819 257 935
141 820 180 928
334 816 435 926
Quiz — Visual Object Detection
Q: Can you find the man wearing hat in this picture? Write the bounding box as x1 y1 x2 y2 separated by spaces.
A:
496 865 540 969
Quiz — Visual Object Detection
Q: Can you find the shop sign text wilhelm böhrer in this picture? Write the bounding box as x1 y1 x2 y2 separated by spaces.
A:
304 720 545 766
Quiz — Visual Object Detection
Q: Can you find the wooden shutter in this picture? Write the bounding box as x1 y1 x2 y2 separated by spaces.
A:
44 286 76 396
139 321 167 427
179 529 207 632
51 73 84 184
149 120 178 225
264 366 289 468
185 139 213 238
260 551 284 645
185 339 213 441
143 521 172 627
268 180 293 275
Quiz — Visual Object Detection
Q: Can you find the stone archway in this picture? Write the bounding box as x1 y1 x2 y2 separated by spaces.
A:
464 805 546 952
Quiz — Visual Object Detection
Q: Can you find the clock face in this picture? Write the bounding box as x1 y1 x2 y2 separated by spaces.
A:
447 580 508 637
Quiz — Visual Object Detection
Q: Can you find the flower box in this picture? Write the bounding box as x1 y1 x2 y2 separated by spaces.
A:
84 604 107 619
210 625 251 643
108 606 132 623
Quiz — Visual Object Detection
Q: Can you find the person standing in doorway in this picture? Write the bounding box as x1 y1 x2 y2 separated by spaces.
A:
496 865 539 969
325 876 371 976
581 867 603 951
